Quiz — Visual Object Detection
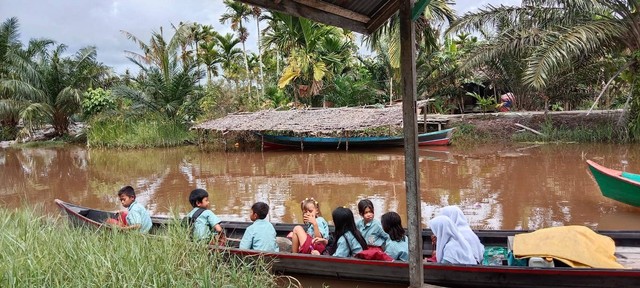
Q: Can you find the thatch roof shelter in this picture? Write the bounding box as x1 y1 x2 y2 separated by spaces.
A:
192 103 428 134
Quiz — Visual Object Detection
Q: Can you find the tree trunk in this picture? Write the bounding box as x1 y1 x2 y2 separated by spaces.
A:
256 17 264 98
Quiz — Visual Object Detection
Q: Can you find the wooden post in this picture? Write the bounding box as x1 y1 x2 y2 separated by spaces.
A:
400 0 423 286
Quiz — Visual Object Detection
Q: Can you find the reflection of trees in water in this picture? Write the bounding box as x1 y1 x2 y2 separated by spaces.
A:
0 147 89 210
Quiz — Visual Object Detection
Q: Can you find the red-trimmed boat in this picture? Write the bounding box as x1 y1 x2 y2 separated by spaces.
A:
258 128 454 150
587 160 640 207
55 199 640 287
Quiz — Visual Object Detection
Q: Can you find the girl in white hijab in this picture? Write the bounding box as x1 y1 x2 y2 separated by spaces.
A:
428 215 477 265
440 206 485 263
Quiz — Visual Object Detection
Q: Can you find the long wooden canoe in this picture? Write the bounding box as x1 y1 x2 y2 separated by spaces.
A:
587 160 640 207
258 128 454 150
55 199 640 287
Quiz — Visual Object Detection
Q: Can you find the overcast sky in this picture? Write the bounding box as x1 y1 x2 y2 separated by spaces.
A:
0 0 518 74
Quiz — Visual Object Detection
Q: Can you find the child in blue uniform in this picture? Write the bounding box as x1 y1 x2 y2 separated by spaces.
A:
328 207 368 257
187 189 225 244
381 212 408 261
110 186 152 233
356 199 389 247
239 202 279 252
290 198 330 254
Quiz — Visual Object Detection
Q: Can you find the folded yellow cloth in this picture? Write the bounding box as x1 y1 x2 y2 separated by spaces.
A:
513 225 623 269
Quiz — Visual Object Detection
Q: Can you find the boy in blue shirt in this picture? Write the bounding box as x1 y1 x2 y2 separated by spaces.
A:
187 189 225 244
114 186 152 233
239 202 279 252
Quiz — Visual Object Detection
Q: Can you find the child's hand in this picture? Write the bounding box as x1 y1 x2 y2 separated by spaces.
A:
311 250 321 255
304 213 317 225
312 237 327 245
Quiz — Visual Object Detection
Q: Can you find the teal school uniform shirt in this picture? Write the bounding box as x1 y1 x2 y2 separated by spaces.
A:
239 219 279 252
126 201 152 233
384 236 409 261
187 208 221 241
306 217 330 239
356 218 389 247
332 231 364 257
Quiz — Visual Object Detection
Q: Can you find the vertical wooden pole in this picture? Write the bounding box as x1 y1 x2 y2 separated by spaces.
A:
400 0 423 286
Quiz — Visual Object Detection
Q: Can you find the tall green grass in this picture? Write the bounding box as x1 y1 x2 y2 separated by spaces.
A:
511 121 624 143
87 115 195 148
0 208 278 287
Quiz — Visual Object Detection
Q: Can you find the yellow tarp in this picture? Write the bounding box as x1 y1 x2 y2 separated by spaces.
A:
513 225 623 269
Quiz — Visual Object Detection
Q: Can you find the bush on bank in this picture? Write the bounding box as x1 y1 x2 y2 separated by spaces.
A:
87 114 195 148
0 208 278 287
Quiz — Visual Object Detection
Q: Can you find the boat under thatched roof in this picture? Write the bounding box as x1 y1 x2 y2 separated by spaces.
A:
192 102 428 134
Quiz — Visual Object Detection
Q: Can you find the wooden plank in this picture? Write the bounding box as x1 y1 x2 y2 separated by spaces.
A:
237 0 370 34
367 0 400 33
292 0 371 23
400 0 423 287
515 123 545 136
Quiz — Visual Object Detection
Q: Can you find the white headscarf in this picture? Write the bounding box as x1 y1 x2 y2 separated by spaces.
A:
440 206 485 263
428 215 476 265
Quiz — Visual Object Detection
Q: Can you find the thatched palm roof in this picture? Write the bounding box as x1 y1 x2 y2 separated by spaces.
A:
193 102 428 134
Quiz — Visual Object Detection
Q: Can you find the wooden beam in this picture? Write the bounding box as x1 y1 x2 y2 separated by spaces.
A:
237 0 370 34
399 0 423 287
367 0 400 33
292 0 370 23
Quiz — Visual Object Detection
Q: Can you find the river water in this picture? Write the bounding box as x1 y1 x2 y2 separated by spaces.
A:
2 143 639 230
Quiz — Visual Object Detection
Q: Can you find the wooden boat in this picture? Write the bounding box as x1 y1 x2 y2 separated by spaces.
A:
587 160 640 207
258 128 454 150
55 199 640 287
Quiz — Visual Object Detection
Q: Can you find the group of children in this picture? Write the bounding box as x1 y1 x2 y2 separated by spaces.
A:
108 186 483 264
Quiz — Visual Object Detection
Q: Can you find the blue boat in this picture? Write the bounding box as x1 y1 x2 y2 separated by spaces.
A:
257 128 454 150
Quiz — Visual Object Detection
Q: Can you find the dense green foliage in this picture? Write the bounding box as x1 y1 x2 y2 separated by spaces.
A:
0 207 278 287
3 0 640 146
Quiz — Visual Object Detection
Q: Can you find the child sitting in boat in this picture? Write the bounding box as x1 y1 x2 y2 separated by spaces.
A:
428 215 476 264
290 198 330 254
314 207 368 257
381 212 408 261
186 188 225 245
239 202 279 252
356 199 389 248
106 186 152 233
440 206 485 264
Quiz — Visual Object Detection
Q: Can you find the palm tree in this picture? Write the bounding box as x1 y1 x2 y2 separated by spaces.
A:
364 0 456 69
220 0 252 78
11 45 104 135
215 33 244 81
116 24 203 120
263 12 354 103
251 5 265 96
447 1 640 135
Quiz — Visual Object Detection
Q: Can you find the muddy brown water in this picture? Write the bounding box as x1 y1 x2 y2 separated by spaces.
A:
2 143 640 230
3 143 640 287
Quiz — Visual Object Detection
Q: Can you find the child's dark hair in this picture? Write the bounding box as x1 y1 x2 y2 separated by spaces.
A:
118 186 135 198
251 202 269 219
357 199 374 216
301 198 321 216
189 189 209 207
331 207 367 254
381 212 405 241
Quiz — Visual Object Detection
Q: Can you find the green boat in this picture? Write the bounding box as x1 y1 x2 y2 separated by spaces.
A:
587 160 640 207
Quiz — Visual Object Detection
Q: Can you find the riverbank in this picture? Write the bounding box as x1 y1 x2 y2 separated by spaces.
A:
0 207 279 287
0 109 629 149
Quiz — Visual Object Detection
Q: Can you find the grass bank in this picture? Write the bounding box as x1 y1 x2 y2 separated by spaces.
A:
87 115 195 148
0 208 279 287
511 121 625 143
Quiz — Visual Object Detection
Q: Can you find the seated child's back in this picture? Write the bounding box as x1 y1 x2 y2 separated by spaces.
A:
239 202 279 252
381 212 408 261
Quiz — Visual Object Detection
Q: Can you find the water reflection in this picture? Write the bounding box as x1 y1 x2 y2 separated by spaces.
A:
1 143 639 230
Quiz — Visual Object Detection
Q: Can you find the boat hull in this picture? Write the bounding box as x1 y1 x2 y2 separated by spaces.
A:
259 128 454 150
55 199 640 287
587 160 640 207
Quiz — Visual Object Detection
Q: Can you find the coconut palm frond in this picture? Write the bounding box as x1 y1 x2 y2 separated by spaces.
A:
523 20 626 89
